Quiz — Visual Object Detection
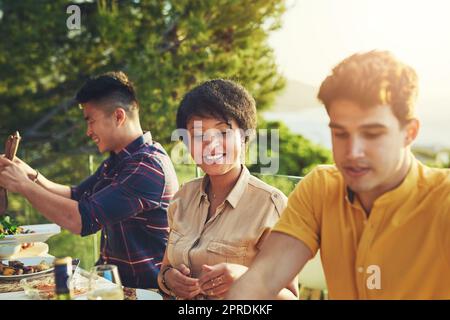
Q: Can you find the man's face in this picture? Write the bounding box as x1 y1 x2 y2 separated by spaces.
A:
328 99 416 194
83 103 116 153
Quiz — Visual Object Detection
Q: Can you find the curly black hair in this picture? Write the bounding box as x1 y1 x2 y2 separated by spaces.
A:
176 79 257 134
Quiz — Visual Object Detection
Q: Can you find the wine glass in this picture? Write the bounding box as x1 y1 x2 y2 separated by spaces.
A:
87 264 124 300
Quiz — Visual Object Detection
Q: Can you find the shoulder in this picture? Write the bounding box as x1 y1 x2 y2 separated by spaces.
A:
284 164 343 219
418 162 450 186
417 162 450 201
171 177 203 201
247 175 286 198
167 177 203 222
127 142 177 178
247 175 288 216
178 177 203 193
129 141 168 164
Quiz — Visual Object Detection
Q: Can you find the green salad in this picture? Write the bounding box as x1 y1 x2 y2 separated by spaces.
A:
0 215 24 239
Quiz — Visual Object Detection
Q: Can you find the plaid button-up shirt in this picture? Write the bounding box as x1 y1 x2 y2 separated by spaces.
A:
71 132 178 288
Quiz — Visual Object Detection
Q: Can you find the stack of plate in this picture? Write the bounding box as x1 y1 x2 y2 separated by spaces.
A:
0 224 60 259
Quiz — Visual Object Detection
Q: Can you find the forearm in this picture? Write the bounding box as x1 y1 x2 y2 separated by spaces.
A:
19 179 81 234
229 268 296 300
228 266 274 299
227 264 297 300
227 232 312 300
276 287 298 300
34 172 71 198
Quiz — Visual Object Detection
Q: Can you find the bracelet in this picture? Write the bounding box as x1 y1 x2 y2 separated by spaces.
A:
161 266 176 297
32 170 39 183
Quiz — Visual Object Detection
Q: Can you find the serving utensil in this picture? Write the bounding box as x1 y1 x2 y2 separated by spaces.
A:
0 131 21 215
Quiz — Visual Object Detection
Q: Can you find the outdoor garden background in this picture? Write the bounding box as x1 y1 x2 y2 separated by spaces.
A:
0 1 448 299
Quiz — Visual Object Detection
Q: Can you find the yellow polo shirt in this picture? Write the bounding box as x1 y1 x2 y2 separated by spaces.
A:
273 156 450 299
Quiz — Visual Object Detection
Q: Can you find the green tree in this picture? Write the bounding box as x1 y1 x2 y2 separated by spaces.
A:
248 120 333 177
0 0 335 268
0 0 285 151
0 0 288 267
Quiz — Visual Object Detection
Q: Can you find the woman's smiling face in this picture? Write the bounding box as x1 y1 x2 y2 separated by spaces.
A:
186 116 244 177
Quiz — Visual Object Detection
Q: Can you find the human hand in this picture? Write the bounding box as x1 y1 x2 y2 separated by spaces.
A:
9 155 36 180
0 156 31 193
198 263 248 299
164 264 202 299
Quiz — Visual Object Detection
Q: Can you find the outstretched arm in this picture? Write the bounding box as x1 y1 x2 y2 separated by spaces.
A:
0 157 81 234
199 262 299 299
226 231 312 300
4 155 71 198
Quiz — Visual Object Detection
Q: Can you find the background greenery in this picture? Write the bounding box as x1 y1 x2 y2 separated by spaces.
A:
1 1 446 270
0 0 334 269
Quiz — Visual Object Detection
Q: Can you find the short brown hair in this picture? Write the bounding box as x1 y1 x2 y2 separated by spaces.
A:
317 50 418 126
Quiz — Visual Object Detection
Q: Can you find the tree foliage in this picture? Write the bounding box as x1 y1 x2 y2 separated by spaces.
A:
0 0 336 267
248 120 333 177
0 0 286 153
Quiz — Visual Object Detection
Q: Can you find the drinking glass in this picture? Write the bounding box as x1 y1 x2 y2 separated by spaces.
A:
87 264 124 300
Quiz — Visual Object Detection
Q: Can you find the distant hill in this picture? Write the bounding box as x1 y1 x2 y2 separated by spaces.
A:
271 79 322 112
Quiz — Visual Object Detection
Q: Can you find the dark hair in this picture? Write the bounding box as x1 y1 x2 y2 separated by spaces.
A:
318 50 418 126
76 71 139 115
176 79 257 135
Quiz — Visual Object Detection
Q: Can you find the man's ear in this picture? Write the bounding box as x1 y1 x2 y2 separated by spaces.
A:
404 118 420 147
114 108 127 127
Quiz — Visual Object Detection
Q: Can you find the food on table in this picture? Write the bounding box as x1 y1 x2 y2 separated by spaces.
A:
35 283 87 300
21 276 88 300
21 243 34 250
0 259 52 276
123 287 137 300
0 215 34 239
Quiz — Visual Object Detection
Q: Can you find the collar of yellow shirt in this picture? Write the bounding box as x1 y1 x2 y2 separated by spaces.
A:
345 155 424 225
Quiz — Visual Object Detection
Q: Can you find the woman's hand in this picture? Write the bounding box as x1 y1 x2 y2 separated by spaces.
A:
198 263 248 299
164 264 202 299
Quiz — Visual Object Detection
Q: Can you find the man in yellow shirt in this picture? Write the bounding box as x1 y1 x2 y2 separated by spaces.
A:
227 50 450 299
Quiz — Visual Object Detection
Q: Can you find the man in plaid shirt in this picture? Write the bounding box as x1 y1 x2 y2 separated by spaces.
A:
0 72 179 289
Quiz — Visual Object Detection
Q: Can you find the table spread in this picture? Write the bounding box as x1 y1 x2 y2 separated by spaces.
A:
0 245 161 300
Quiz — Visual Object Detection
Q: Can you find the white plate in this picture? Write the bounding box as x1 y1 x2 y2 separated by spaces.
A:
0 244 21 259
0 224 61 245
136 289 162 300
10 242 49 259
0 257 55 280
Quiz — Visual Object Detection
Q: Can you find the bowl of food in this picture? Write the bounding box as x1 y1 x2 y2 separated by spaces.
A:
20 276 55 300
20 272 89 300
0 215 60 246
